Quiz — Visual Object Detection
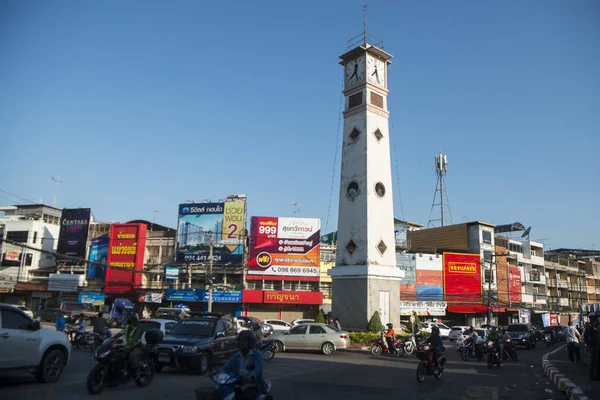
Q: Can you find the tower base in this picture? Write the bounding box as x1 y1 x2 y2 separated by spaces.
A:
329 266 403 332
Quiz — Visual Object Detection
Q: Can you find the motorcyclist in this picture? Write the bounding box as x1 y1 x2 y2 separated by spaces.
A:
220 330 267 398
488 326 503 364
93 312 111 339
424 326 445 367
501 328 512 359
113 314 144 376
384 323 396 354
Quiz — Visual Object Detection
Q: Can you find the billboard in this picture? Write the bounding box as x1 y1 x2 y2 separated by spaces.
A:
509 266 522 303
105 223 147 293
399 301 447 316
165 266 179 280
397 254 417 301
443 252 482 303
248 216 320 278
56 208 91 263
176 201 245 263
88 237 109 280
78 292 105 306
415 255 443 301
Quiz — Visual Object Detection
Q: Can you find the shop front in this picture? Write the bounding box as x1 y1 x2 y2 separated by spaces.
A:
242 290 322 322
164 289 242 316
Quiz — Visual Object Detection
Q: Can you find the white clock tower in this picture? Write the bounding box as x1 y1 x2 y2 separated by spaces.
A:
329 35 403 331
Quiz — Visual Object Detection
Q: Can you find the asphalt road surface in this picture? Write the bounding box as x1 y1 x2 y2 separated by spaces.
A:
0 343 565 400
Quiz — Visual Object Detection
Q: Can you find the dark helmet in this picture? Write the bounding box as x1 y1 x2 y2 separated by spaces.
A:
236 330 257 351
431 326 440 334
470 326 476 331
490 326 497 331
127 313 139 325
386 323 393 328
589 312 598 321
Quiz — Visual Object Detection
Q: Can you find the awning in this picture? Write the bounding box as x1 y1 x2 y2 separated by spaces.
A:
448 305 489 313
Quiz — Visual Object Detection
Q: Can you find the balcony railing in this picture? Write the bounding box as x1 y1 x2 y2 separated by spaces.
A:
558 280 568 289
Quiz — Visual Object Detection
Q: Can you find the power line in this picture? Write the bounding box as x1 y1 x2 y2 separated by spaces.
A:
0 188 37 204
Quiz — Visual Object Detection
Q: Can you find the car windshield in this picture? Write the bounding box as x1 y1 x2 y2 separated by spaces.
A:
139 321 161 332
437 324 449 330
451 327 464 332
476 329 486 337
507 325 528 332
169 320 215 337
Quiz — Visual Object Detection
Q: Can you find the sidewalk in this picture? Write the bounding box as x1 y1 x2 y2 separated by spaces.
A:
548 344 600 399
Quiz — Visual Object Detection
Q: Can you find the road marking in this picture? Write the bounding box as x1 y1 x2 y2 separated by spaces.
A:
45 385 54 400
460 386 498 400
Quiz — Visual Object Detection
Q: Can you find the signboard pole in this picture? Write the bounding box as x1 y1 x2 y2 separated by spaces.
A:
207 235 214 312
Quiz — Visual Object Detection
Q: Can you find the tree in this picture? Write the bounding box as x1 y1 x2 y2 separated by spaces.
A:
367 311 383 333
315 309 326 323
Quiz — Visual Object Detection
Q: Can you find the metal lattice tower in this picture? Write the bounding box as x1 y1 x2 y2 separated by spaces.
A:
428 153 453 227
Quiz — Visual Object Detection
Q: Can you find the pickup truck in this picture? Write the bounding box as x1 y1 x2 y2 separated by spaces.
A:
155 312 237 375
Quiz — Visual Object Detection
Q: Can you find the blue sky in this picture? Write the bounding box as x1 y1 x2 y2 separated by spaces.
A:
0 0 598 249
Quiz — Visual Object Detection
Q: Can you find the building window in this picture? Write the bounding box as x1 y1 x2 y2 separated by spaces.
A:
320 282 332 299
32 231 37 244
484 268 494 283
375 182 386 198
25 253 33 266
370 92 384 108
483 250 492 262
373 128 383 142
6 231 28 244
298 281 312 291
349 128 361 142
377 240 387 255
348 92 362 109
346 240 357 255
346 181 359 200
283 281 293 290
263 281 274 290
482 231 492 244
509 243 522 253
273 281 283 290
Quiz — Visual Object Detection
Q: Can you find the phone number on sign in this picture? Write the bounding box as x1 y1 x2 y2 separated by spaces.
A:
271 266 319 275
183 254 222 262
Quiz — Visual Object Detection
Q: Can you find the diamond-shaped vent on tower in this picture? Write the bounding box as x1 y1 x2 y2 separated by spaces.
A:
346 240 357 255
377 240 387 255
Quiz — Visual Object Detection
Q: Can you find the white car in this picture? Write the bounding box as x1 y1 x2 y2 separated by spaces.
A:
263 319 292 333
291 319 314 327
15 305 34 319
448 326 470 341
138 318 179 345
0 303 71 383
420 322 451 339
456 328 488 351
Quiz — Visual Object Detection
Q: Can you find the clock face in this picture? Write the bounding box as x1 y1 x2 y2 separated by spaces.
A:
345 56 365 86
367 57 385 86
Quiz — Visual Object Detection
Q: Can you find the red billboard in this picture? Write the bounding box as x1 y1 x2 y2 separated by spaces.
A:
509 266 522 303
247 216 320 280
443 252 482 303
105 223 147 293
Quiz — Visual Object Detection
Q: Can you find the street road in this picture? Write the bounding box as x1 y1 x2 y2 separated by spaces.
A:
0 343 565 400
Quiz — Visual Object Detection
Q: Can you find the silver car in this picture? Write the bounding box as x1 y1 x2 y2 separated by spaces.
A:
270 323 349 355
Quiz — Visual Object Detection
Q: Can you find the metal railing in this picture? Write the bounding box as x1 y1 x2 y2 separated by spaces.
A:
346 31 384 50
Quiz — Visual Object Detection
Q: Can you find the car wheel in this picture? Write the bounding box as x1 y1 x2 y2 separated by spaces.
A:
36 349 66 383
321 342 335 355
273 341 284 353
195 353 210 375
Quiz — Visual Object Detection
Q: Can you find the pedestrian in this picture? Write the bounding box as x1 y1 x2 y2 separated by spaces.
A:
566 321 582 363
584 312 600 380
334 318 341 330
55 314 66 332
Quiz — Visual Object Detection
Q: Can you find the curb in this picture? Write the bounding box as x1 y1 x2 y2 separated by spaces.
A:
542 344 589 400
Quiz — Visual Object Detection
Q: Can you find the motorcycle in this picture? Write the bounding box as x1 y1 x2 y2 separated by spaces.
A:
371 334 404 357
460 337 483 361
86 329 163 394
501 339 518 362
403 333 418 355
258 340 276 362
544 333 555 348
416 344 446 383
486 341 502 369
195 370 273 400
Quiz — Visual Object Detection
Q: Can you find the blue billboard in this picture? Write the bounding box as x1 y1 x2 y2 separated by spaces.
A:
78 292 105 306
198 290 242 303
88 237 109 279
176 201 245 263
165 266 179 280
166 289 199 301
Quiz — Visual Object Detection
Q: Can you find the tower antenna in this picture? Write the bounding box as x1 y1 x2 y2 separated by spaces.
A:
51 175 63 208
428 153 453 227
363 5 368 46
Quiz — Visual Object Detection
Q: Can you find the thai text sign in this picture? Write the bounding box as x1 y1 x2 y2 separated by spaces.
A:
443 252 482 303
105 223 147 293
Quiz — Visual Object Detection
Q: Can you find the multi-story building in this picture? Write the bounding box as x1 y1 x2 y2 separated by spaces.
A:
319 243 336 313
0 204 62 304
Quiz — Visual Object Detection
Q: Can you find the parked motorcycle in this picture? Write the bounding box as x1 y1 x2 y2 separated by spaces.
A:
486 341 502 369
258 339 276 362
371 334 404 357
86 329 163 394
403 333 419 355
416 343 446 383
195 370 273 400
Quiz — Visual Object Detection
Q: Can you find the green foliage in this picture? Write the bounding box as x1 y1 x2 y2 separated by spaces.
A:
315 309 326 323
348 331 421 345
17 300 26 306
367 311 383 333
